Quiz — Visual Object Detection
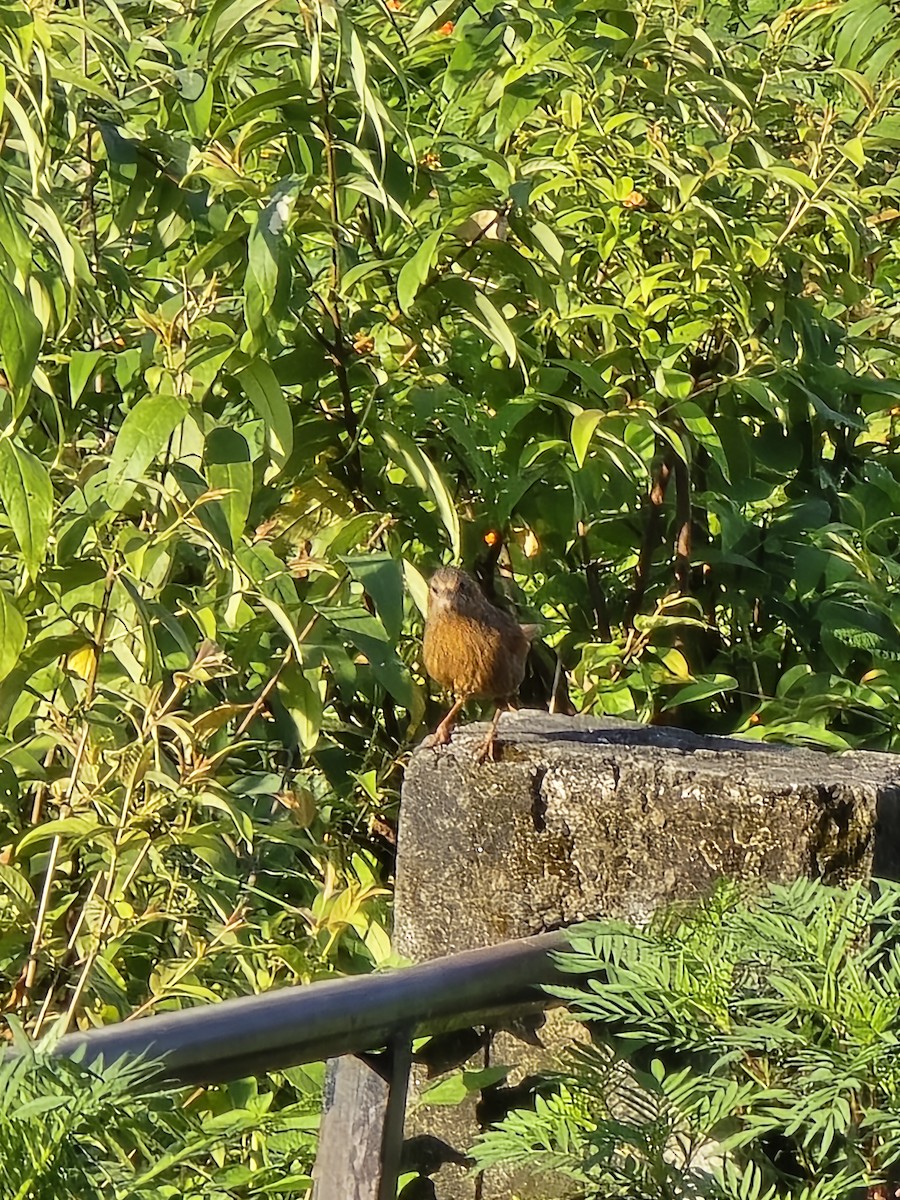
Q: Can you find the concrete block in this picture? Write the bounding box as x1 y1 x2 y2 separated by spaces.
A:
394 711 900 1198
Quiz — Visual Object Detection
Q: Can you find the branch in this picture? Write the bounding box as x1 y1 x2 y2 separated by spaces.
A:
672 455 692 594
317 59 365 499
625 443 673 627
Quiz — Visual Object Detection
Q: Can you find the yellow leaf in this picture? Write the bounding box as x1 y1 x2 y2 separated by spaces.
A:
660 648 692 681
66 645 96 680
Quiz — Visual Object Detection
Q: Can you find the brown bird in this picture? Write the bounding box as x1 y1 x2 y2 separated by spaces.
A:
422 566 538 763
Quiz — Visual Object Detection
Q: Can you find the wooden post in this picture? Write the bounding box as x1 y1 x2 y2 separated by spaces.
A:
311 1035 412 1200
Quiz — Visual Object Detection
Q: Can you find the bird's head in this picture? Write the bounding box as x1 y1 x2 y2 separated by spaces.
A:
427 566 482 616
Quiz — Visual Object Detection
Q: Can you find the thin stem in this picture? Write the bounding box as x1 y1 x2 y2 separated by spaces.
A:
625 444 673 628
317 53 365 497
21 725 90 1005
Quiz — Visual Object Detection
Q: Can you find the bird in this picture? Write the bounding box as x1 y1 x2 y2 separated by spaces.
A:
422 566 538 763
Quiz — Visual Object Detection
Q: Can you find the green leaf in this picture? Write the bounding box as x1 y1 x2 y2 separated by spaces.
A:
831 67 875 109
0 588 26 683
473 291 517 365
662 675 738 710
421 1065 510 1105
0 189 31 276
117 574 164 684
678 402 730 480
0 759 18 815
317 604 422 716
237 359 292 481
595 19 629 38
0 438 53 579
244 179 300 348
654 367 694 400
170 462 235 553
106 393 189 511
0 862 34 914
344 553 404 641
0 271 42 403
276 662 323 756
531 221 566 269
377 424 460 555
197 790 254 848
571 410 602 469
438 277 517 365
210 82 311 140
561 89 583 130
419 1072 469 1106
766 165 815 194
840 137 865 169
441 276 518 364
68 350 105 406
206 427 253 546
203 0 277 52
495 82 541 149
20 195 88 288
407 0 456 41
16 814 101 855
397 230 441 312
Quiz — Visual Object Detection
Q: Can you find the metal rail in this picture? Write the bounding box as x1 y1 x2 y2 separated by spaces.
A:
47 929 572 1199
51 929 569 1085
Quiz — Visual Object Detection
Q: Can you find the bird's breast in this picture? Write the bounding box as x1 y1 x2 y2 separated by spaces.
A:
423 611 529 699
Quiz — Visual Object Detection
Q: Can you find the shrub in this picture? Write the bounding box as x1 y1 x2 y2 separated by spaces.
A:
474 878 900 1198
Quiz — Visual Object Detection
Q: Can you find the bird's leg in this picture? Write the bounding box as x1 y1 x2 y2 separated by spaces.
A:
428 696 466 749
474 703 508 765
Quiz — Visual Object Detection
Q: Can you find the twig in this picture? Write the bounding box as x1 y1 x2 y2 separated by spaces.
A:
234 646 294 740
20 725 89 1006
578 520 611 641
317 54 365 497
672 455 692 594
625 444 673 627
233 575 345 741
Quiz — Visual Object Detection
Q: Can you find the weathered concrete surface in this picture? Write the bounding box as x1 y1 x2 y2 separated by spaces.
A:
395 711 900 1198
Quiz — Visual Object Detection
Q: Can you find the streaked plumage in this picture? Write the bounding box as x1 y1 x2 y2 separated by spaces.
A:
423 566 537 760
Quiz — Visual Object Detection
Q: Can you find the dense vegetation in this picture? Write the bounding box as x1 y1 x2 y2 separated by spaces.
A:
0 1024 320 1198
1 0 900 1186
473 878 900 1200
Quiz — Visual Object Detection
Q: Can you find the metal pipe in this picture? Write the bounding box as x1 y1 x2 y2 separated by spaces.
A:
49 930 569 1085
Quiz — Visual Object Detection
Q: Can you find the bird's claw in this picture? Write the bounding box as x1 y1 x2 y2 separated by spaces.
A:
425 724 454 751
474 734 498 765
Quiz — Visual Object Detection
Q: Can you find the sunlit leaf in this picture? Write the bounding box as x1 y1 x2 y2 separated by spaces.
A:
106 393 189 511
0 589 25 683
276 662 323 756
377 425 460 555
244 179 300 348
397 230 441 312
206 427 253 545
0 438 52 579
662 674 738 709
237 359 292 481
571 410 602 469
68 350 105 406
0 272 41 403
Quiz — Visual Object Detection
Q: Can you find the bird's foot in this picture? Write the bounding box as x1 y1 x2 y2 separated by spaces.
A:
473 732 498 765
473 703 508 764
424 722 454 751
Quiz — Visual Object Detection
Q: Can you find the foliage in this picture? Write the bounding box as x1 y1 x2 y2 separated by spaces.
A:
0 0 899 1182
472 877 900 1199
0 1023 320 1198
